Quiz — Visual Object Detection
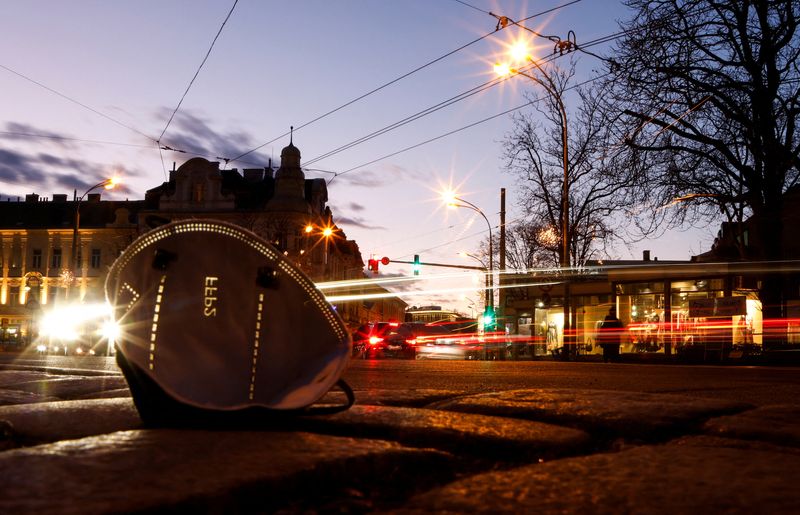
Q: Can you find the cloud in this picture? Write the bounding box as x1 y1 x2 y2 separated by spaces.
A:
0 148 48 184
334 214 386 231
329 163 425 189
346 201 366 212
157 109 273 168
0 129 139 196
2 122 77 148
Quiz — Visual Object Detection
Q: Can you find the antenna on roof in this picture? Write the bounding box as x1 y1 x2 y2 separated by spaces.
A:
290 126 293 145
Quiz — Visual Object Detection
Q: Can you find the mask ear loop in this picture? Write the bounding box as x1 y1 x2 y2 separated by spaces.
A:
301 379 355 415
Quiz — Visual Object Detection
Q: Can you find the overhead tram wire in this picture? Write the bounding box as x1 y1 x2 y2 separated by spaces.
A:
0 131 154 148
0 63 156 144
303 69 516 167
318 20 651 183
326 71 607 184
157 0 238 145
228 0 582 164
229 32 497 164
1 1 582 173
304 51 568 168
3 1 240 180
0 61 195 180
450 0 492 15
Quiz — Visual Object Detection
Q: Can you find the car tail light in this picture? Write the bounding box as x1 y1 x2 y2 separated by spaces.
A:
368 336 383 345
406 338 418 346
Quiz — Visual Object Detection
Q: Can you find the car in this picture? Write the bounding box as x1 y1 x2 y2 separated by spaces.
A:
352 322 396 359
414 320 512 360
352 322 452 359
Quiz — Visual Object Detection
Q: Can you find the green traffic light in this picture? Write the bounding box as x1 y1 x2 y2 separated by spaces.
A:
482 306 496 331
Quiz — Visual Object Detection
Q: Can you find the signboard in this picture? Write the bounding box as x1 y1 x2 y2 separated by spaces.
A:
688 296 746 318
688 299 715 318
714 296 746 316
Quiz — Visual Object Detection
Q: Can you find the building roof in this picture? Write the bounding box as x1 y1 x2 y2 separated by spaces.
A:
0 195 144 230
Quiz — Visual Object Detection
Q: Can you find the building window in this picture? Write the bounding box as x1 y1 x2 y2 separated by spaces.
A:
91 249 101 269
32 249 42 269
10 244 21 271
51 248 62 269
8 286 19 307
193 183 205 203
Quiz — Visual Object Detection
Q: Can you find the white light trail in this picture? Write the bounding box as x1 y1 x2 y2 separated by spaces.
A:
324 280 562 303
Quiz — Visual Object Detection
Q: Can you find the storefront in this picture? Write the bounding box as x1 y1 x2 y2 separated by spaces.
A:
502 275 613 357
608 263 761 358
500 260 766 359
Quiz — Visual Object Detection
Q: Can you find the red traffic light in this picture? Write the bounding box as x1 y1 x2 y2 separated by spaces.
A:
380 256 390 265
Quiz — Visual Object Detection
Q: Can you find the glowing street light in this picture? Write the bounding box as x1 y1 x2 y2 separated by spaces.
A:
495 39 573 349
494 41 569 268
70 177 119 299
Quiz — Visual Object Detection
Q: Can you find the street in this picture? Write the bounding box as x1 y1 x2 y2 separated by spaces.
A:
4 352 800 407
3 353 800 512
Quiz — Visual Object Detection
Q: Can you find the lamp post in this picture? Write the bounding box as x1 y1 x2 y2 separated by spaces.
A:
494 58 568 268
495 43 572 352
322 226 334 267
444 194 494 315
70 178 118 299
305 222 336 279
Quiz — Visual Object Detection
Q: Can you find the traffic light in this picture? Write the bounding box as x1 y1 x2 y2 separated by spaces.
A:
482 306 496 332
367 256 390 274
412 254 421 276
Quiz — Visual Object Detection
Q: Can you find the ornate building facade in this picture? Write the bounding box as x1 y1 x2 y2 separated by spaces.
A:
0 141 405 350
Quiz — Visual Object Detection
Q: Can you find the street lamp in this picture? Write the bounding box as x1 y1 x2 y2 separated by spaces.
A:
322 225 334 267
304 222 336 276
70 177 119 299
444 193 494 314
494 45 569 268
495 41 572 352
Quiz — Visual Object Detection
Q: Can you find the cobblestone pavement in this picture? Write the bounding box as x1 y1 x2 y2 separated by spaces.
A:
1 362 799 513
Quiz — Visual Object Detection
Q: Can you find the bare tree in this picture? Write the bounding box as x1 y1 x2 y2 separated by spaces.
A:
503 221 555 270
605 0 800 336
501 62 638 268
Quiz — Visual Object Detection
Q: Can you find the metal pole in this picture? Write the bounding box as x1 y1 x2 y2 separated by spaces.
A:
454 197 493 312
68 201 81 300
68 179 113 300
514 63 571 355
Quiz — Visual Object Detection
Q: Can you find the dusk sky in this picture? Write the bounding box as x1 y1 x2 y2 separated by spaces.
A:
1 1 717 314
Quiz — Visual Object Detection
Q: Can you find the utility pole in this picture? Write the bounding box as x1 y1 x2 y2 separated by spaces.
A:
498 188 507 360
499 188 506 327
